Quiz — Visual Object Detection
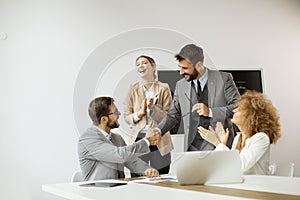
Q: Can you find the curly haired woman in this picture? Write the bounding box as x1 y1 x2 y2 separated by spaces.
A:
198 90 281 174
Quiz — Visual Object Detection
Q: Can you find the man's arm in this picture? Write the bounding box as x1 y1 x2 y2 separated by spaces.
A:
210 72 240 122
79 131 152 164
125 157 159 178
157 82 182 135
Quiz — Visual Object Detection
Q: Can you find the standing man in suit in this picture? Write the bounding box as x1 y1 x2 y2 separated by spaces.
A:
78 96 159 181
155 44 240 151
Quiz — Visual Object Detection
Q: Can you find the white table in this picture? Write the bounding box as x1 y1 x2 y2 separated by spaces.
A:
42 175 300 200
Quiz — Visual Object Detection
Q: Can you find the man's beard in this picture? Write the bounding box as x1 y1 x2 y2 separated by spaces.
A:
107 119 119 129
182 68 199 81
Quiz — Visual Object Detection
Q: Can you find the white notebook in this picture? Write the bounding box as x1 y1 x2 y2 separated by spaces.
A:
174 150 243 185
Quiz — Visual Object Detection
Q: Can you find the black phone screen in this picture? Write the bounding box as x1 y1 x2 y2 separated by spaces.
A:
80 182 127 188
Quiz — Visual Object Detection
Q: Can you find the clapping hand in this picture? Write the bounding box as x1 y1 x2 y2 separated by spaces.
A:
215 122 229 145
198 122 229 147
137 98 147 118
198 126 220 146
147 97 154 109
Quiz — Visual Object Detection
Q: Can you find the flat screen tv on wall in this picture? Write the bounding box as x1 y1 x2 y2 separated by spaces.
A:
220 69 263 94
157 69 263 96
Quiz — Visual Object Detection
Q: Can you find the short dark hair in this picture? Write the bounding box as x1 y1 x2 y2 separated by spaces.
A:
88 96 114 125
175 44 204 65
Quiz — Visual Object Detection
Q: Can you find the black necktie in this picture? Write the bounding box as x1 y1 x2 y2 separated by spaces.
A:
197 80 202 99
108 134 112 143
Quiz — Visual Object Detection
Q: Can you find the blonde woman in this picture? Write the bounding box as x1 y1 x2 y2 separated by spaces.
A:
123 55 173 176
198 90 281 174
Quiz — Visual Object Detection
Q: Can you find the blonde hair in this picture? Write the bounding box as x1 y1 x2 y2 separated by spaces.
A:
237 90 281 144
136 55 157 79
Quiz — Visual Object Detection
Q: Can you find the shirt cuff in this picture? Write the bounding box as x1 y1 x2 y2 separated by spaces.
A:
155 127 162 134
215 143 229 151
209 108 213 118
143 138 150 146
133 112 140 122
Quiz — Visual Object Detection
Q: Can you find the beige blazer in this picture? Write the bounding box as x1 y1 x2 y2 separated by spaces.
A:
123 81 173 155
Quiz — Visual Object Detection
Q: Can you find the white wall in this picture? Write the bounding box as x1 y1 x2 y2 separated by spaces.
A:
0 0 300 199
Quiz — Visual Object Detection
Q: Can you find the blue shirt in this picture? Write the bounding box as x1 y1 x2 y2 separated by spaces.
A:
192 67 208 92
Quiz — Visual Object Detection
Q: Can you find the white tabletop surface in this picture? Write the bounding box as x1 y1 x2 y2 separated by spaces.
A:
42 175 300 200
208 175 300 196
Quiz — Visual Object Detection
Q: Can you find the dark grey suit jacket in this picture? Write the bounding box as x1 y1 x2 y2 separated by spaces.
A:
78 126 151 181
158 69 240 151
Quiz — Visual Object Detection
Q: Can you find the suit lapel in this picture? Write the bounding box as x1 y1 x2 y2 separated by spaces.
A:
110 134 116 145
186 80 198 149
94 127 111 143
207 70 216 107
137 82 145 103
153 81 158 96
190 81 198 104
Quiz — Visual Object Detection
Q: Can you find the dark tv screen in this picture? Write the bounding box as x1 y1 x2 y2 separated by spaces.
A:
220 69 263 94
157 69 263 96
157 70 181 97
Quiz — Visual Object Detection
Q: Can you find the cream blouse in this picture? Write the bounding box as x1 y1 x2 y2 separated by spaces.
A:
215 132 270 175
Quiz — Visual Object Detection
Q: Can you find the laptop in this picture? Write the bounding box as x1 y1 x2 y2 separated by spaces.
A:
174 150 243 185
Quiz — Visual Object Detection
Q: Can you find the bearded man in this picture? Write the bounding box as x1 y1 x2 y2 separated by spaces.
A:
78 96 160 181
155 44 240 151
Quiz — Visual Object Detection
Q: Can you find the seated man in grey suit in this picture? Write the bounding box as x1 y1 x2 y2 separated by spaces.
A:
78 96 160 181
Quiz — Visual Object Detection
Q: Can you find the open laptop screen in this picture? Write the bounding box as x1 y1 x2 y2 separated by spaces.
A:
174 150 243 185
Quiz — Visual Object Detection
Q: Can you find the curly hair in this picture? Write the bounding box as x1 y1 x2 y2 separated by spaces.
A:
237 90 281 144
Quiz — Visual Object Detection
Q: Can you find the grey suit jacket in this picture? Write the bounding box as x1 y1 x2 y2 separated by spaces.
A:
78 126 151 181
158 69 240 151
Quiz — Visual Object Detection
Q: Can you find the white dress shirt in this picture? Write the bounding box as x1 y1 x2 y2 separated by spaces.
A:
94 126 111 142
133 83 154 132
192 67 208 92
215 132 270 175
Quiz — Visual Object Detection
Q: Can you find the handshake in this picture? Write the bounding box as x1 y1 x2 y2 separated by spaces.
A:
145 128 162 146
